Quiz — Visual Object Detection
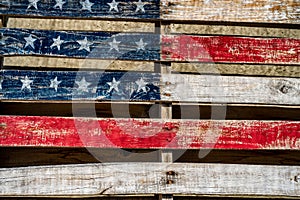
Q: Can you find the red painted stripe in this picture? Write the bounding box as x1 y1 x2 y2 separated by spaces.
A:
0 116 299 149
162 35 300 64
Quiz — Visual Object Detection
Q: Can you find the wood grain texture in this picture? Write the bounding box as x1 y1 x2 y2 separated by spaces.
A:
161 0 300 24
162 35 300 64
171 63 300 77
4 57 154 71
0 28 160 61
168 24 300 38
0 70 160 100
7 18 155 32
161 74 300 105
0 116 299 150
1 162 300 196
0 0 159 19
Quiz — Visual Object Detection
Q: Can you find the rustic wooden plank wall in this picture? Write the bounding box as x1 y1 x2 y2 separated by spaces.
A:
0 0 300 199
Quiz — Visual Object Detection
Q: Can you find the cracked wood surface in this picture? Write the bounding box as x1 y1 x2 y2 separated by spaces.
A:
0 116 299 150
0 163 300 197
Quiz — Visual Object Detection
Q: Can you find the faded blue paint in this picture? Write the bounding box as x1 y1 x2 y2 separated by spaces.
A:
0 70 161 100
0 28 160 61
0 0 160 19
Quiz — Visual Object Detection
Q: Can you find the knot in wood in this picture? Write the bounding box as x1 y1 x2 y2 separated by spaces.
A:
294 175 300 183
275 80 298 95
165 170 178 184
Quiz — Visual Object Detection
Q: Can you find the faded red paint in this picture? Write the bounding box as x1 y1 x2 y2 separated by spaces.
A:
162 35 299 64
0 116 299 149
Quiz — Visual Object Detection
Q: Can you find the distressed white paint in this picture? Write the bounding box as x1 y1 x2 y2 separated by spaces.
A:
161 0 300 24
161 74 300 105
0 163 300 197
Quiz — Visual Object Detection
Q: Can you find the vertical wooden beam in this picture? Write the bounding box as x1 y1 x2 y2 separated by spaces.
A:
157 21 173 200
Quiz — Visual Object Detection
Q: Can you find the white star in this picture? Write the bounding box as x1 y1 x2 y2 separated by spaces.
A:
75 77 91 93
27 0 39 9
135 78 148 93
108 0 119 12
134 0 147 13
50 77 62 92
80 0 94 12
53 0 66 10
107 77 120 93
24 35 37 49
77 37 93 52
109 38 121 52
135 38 147 51
21 76 33 91
50 36 64 51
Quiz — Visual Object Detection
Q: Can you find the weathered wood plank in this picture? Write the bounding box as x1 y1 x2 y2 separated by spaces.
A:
0 116 299 149
162 35 300 64
170 63 300 77
0 28 160 61
3 57 155 71
161 0 300 24
2 70 300 104
168 24 300 38
0 0 159 19
161 74 300 105
0 70 160 100
7 18 155 32
1 163 300 196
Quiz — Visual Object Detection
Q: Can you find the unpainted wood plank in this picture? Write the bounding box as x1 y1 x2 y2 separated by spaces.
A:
0 70 160 100
161 74 300 105
1 163 300 196
161 0 300 24
170 63 300 77
0 28 160 61
0 116 299 150
7 18 155 32
162 35 300 64
3 57 154 71
0 0 159 19
168 24 300 39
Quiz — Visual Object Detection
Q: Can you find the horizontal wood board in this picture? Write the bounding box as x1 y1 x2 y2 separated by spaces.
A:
0 116 300 149
1 163 300 197
2 29 300 64
0 70 160 100
161 0 300 24
162 35 300 64
0 0 160 19
161 74 300 105
0 28 160 60
1 70 300 104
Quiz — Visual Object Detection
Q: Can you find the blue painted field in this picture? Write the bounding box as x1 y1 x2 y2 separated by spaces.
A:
0 70 161 100
0 28 160 61
0 0 160 19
